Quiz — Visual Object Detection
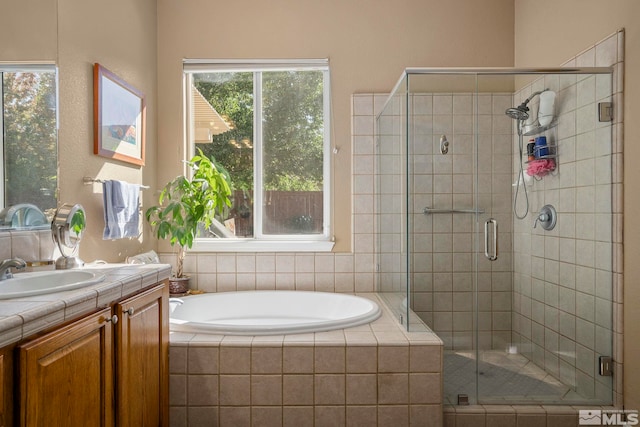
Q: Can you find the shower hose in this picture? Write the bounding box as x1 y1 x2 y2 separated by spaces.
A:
513 121 529 219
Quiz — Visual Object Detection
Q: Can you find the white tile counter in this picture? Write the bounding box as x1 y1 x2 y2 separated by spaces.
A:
0 263 171 347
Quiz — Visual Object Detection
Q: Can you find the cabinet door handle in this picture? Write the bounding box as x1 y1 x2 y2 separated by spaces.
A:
123 307 134 316
105 314 118 325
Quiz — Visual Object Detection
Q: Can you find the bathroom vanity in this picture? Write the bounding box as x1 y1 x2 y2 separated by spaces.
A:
0 264 171 426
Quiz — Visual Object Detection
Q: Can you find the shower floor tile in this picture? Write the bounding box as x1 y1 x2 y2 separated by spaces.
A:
444 350 578 405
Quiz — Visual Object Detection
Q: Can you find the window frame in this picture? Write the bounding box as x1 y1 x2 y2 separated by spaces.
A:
183 59 334 252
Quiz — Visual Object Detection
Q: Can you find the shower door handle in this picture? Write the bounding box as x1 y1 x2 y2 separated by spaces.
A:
484 218 498 261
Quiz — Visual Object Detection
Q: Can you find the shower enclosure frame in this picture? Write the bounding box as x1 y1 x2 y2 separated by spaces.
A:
375 66 617 406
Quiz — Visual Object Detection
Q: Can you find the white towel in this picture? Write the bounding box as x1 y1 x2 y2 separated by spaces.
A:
102 180 140 239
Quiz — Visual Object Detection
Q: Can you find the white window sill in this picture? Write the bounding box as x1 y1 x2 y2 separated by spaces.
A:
191 238 335 253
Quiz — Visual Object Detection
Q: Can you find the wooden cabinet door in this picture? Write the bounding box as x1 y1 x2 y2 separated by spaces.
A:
18 307 114 427
0 346 14 427
115 283 169 427
0 350 5 427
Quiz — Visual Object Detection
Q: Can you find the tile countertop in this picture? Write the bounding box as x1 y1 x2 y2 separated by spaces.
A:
0 263 172 348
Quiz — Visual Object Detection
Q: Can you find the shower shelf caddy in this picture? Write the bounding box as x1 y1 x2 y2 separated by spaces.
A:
523 121 558 163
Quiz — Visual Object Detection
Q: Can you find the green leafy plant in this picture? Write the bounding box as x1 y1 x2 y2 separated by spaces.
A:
145 149 232 278
69 209 86 235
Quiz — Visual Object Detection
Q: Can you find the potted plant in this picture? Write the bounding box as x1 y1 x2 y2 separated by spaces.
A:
145 148 232 294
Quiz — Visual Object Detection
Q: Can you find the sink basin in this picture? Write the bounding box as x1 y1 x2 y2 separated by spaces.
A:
0 270 106 299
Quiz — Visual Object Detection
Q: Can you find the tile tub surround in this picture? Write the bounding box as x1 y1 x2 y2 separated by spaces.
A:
168 293 444 427
0 263 171 348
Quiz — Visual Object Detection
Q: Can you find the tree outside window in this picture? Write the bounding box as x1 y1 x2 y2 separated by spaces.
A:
187 62 330 242
2 70 58 214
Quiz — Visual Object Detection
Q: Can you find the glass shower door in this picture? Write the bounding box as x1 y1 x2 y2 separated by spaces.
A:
405 72 481 405
473 73 521 404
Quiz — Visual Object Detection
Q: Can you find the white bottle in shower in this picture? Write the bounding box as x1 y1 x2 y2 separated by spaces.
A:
538 90 556 126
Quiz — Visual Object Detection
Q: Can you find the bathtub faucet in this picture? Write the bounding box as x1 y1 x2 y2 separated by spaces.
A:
0 257 26 280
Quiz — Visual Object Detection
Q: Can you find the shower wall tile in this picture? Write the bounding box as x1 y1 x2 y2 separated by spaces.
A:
395 91 515 350
576 46 596 67
596 35 618 67
512 30 623 404
433 95 453 115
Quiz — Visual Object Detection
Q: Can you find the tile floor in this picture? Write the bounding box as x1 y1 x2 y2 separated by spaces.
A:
444 350 607 405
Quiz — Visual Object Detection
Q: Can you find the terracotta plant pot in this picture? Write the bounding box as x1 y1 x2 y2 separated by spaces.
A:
169 276 190 295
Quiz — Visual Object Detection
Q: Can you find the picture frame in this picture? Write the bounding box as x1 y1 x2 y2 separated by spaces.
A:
93 63 146 166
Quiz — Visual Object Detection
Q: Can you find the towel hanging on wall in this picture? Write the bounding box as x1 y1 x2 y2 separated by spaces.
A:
102 180 141 239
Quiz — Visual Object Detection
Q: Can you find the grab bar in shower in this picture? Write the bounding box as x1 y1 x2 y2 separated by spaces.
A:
423 207 485 215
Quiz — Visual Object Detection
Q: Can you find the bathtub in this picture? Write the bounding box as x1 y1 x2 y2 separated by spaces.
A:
169 290 382 335
169 292 444 425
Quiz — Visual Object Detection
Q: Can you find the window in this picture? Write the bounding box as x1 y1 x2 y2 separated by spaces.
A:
184 60 333 252
0 64 58 214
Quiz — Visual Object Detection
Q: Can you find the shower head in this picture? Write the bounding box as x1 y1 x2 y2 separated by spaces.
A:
505 105 530 120
505 88 550 121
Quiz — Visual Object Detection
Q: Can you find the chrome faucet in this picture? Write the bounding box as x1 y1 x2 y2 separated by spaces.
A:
0 258 26 280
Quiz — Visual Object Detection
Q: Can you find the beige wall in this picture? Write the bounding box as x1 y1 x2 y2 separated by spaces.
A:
57 0 158 262
0 0 57 61
514 0 640 409
1 0 158 262
156 0 515 252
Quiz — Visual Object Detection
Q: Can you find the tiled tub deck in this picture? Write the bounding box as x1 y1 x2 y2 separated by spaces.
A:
168 293 443 427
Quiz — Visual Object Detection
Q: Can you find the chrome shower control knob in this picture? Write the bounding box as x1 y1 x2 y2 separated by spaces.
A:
533 205 556 230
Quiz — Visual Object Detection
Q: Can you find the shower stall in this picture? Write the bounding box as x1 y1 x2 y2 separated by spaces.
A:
375 67 617 406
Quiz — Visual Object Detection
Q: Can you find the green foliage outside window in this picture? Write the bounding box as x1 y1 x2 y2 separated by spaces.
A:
2 72 58 211
193 70 324 192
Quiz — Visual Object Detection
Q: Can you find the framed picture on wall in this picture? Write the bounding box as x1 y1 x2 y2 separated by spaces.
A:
93 63 146 166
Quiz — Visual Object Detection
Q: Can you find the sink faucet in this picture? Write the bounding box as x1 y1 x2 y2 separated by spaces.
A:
0 258 26 280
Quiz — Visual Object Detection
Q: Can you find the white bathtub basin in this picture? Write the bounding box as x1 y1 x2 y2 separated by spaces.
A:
0 270 106 299
169 290 382 335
